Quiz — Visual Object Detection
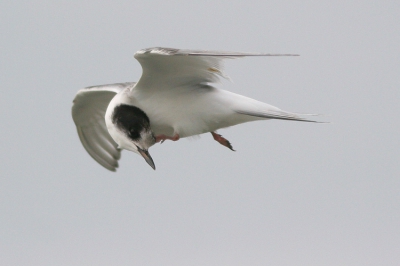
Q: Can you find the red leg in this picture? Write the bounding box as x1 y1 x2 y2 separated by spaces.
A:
155 133 180 143
211 132 235 151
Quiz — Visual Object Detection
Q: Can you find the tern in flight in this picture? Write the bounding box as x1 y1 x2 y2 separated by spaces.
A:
72 47 319 171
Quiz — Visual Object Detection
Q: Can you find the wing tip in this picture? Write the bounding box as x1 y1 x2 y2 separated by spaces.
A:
106 166 118 172
76 127 121 172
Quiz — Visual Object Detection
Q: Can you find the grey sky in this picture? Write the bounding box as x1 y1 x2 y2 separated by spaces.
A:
1 0 399 265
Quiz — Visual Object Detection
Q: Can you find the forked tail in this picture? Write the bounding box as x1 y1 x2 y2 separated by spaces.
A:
235 109 326 123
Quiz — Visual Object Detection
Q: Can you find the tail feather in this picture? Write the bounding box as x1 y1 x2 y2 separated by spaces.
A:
235 109 326 123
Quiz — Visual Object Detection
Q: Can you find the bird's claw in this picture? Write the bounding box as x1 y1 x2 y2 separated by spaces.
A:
155 133 180 144
211 132 235 151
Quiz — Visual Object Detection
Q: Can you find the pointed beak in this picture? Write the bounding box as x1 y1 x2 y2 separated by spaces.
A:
137 146 156 170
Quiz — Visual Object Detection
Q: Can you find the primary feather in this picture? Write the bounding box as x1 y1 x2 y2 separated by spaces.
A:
72 83 135 171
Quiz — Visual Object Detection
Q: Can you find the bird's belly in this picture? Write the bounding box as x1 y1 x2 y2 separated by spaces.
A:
146 104 246 138
137 89 235 138
135 87 263 138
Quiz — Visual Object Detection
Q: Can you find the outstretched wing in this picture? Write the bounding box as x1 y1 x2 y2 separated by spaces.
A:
72 82 136 171
134 47 298 90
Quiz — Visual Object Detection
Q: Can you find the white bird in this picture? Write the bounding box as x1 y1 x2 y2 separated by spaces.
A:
72 47 319 171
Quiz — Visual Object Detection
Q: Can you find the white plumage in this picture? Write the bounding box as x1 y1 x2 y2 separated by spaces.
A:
72 47 318 171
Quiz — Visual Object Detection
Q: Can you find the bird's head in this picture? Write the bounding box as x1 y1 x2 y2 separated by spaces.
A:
110 104 156 169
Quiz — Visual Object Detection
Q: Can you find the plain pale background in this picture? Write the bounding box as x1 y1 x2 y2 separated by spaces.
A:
1 1 399 265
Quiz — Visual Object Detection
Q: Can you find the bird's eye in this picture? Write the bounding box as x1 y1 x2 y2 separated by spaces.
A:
129 129 140 140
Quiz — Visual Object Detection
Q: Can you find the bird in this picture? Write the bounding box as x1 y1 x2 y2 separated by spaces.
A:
72 47 320 171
